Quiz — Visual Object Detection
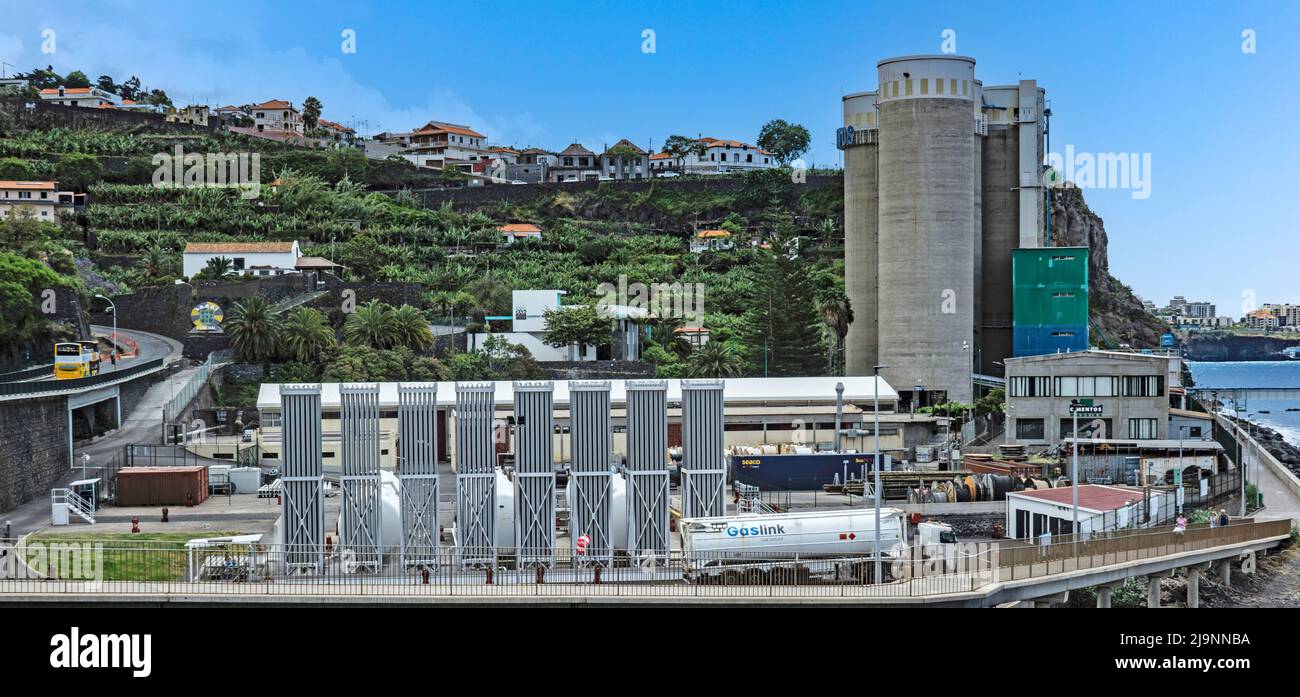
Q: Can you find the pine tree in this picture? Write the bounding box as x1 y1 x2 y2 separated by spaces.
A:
742 219 826 376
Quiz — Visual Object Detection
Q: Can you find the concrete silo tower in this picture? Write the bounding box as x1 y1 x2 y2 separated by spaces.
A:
840 91 879 375
875 55 979 403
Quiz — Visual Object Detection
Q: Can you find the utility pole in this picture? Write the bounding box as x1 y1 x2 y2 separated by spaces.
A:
873 364 887 584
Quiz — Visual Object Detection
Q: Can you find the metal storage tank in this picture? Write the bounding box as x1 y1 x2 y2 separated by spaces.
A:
840 91 879 376
876 55 978 403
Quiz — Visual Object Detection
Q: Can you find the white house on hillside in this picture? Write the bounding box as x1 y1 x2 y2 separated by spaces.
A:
469 290 598 362
183 241 302 278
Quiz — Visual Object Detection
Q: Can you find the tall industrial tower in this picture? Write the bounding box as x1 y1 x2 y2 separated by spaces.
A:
839 54 1046 405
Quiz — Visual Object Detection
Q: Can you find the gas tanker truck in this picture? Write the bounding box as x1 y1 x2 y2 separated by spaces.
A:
678 507 907 582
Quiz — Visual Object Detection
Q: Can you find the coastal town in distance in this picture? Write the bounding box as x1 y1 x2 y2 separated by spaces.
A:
0 0 1298 677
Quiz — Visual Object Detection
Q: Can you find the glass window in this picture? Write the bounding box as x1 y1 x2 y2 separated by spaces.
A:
1009 376 1050 397
1128 418 1158 439
1016 418 1045 440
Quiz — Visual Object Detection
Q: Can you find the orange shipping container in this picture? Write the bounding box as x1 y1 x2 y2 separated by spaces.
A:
115 466 210 507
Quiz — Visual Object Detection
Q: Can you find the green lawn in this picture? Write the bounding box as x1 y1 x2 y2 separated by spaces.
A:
24 531 245 582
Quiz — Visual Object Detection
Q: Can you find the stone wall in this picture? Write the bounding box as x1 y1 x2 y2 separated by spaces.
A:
542 360 658 380
380 173 840 210
0 396 69 513
0 97 219 135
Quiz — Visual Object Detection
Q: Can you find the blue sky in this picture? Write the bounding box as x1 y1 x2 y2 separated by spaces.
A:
2 0 1297 315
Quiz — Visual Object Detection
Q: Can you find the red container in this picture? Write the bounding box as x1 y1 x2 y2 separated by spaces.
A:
115 466 209 507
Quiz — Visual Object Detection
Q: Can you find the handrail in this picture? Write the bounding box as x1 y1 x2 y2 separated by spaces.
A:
0 358 164 399
0 364 55 383
162 350 233 423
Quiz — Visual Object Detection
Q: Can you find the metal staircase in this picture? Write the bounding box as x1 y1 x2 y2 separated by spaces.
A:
270 290 329 314
51 489 96 525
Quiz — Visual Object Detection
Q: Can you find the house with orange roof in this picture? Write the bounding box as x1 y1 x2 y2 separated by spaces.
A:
250 99 303 134
405 121 489 170
317 119 357 145
182 241 302 278
498 223 543 244
0 181 81 222
38 86 119 108
690 229 736 253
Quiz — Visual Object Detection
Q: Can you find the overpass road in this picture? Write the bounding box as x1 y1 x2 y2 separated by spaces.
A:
2 327 192 536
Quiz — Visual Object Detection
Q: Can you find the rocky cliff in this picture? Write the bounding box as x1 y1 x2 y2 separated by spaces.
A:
1182 333 1300 361
1049 185 1168 348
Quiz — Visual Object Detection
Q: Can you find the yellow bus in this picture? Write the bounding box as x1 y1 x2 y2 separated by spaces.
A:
53 341 102 380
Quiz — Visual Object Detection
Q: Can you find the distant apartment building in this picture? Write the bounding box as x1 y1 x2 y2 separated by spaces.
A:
251 99 303 134
1168 296 1187 313
0 181 81 222
550 143 600 182
1245 309 1280 330
599 139 650 180
1181 301 1215 319
1262 303 1300 327
406 121 488 169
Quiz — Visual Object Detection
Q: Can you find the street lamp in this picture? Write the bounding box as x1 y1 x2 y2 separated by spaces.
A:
872 364 887 584
1178 425 1187 515
95 294 117 370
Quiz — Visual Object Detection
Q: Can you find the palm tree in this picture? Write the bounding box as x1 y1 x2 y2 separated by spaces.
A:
141 247 171 277
685 340 744 378
642 315 692 359
203 255 235 279
817 293 854 374
280 307 336 362
224 296 281 365
344 299 399 349
392 304 434 351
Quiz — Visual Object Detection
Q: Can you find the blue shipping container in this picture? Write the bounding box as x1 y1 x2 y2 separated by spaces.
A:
731 452 873 490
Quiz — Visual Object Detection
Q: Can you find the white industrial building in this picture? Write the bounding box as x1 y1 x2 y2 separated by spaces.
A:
1006 484 1164 539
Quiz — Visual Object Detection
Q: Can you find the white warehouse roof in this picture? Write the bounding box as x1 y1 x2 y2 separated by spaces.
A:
256 376 898 411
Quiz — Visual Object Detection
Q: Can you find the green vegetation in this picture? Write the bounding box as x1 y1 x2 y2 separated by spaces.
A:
25 532 245 582
757 119 812 165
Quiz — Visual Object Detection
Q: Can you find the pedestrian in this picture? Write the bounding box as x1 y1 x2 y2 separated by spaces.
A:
1218 509 1230 527
1174 514 1187 535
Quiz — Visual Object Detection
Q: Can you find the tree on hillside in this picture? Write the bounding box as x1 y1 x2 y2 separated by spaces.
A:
816 290 854 375
662 134 706 160
64 71 91 88
54 153 103 192
742 221 826 376
144 88 173 107
757 119 811 166
0 158 32 180
199 256 235 279
0 251 68 352
117 76 142 101
543 304 612 358
18 66 62 90
684 340 745 378
96 75 117 93
392 304 434 351
280 307 336 362
302 96 323 130
224 296 282 365
344 299 400 349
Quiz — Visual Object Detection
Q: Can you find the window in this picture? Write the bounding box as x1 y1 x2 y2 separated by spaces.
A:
1128 418 1159 439
1016 418 1046 440
1122 375 1164 397
1009 376 1051 397
1055 376 1118 397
